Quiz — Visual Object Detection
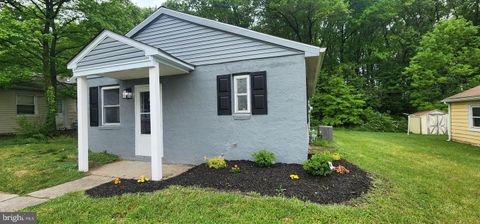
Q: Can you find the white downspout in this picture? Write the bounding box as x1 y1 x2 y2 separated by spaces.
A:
446 102 452 141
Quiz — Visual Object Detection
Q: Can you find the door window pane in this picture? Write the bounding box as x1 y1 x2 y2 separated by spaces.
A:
141 92 150 113
141 114 151 134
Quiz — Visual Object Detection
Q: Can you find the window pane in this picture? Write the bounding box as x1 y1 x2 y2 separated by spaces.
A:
473 107 480 117
141 92 150 113
237 95 248 111
17 105 35 115
141 114 151 134
17 96 34 105
474 118 480 127
103 88 119 105
56 100 63 113
236 78 247 94
104 107 119 123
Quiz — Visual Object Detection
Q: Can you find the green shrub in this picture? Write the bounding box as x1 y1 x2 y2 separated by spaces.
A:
356 108 407 133
252 149 275 167
16 116 48 140
303 154 332 176
206 156 227 169
311 138 330 147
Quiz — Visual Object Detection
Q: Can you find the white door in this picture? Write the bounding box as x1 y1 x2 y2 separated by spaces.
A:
135 85 151 156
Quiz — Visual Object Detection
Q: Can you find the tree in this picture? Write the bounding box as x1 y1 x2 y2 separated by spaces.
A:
405 18 480 110
0 0 150 133
164 0 261 28
310 73 365 127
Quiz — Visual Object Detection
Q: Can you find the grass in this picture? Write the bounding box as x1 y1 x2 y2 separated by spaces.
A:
25 130 480 223
0 136 119 194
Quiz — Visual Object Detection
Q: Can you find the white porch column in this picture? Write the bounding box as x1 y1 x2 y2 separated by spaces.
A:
149 62 163 181
77 76 89 172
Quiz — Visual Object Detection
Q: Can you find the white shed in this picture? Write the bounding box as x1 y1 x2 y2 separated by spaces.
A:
408 110 448 135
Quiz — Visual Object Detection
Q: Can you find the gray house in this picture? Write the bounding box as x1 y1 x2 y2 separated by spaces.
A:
67 7 325 180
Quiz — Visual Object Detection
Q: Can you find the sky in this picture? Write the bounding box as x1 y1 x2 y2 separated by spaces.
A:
131 0 167 8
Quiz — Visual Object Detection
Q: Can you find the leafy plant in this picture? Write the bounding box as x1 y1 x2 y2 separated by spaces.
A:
16 116 48 140
312 138 330 147
355 108 407 133
331 152 341 161
252 150 275 167
206 156 227 169
303 154 332 176
230 164 241 173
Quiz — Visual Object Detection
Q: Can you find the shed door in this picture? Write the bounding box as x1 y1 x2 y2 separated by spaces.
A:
427 114 447 135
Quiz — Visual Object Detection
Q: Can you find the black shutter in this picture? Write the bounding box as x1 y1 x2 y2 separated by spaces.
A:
89 87 99 126
217 75 232 115
251 71 267 115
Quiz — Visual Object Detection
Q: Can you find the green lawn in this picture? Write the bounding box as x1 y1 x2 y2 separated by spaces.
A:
25 131 480 223
0 136 118 194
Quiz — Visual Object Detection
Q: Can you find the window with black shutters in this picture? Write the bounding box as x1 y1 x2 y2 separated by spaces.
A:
101 86 120 125
217 71 267 116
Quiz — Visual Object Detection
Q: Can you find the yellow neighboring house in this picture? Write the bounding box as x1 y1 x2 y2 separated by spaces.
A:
443 85 480 146
0 82 77 134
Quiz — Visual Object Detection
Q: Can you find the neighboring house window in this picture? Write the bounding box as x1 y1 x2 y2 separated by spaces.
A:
233 74 250 114
16 95 36 115
101 86 120 125
56 99 63 113
471 106 480 128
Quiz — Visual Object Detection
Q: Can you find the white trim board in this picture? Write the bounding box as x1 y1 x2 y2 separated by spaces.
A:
126 7 325 57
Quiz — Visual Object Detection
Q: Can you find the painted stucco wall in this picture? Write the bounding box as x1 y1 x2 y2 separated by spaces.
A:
87 54 308 164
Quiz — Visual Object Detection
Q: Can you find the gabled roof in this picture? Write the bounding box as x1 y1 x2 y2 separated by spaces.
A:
126 7 325 57
443 85 480 103
67 30 194 72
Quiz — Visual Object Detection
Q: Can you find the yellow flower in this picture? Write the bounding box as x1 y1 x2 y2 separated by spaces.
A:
289 174 299 180
114 178 121 185
137 175 149 183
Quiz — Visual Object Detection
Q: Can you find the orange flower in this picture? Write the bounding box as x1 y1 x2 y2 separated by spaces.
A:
114 177 121 185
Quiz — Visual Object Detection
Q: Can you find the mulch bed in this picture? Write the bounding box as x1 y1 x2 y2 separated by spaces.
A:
86 160 371 204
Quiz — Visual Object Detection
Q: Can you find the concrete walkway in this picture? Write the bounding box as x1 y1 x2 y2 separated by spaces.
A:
0 161 193 212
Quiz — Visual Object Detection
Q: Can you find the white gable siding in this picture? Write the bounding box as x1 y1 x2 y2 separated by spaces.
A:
132 15 301 65
77 37 148 70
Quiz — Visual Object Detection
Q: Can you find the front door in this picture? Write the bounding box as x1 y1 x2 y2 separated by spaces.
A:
135 85 151 156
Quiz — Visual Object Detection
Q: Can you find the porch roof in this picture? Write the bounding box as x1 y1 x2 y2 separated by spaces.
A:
67 30 194 78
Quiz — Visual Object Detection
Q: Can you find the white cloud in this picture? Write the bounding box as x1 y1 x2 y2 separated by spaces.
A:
131 0 166 8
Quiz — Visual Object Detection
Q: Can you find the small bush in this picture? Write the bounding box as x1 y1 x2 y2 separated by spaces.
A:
206 156 227 169
16 116 48 140
356 108 407 133
331 152 341 161
252 149 275 167
311 138 330 147
303 154 332 176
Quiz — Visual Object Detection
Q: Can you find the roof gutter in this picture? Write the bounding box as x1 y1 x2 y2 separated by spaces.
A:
443 96 480 103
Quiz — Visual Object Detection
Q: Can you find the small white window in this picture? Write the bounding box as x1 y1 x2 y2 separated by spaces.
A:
16 95 36 115
471 105 480 128
101 86 120 125
233 75 250 114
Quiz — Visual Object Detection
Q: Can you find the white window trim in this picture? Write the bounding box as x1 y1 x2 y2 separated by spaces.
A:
16 95 37 116
101 86 120 126
469 104 480 131
233 74 251 114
